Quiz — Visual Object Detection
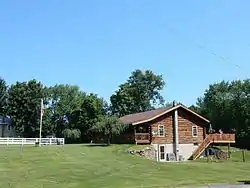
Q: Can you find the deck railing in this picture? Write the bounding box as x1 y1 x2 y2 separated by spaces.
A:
209 133 235 143
135 133 150 141
0 138 65 145
191 135 211 160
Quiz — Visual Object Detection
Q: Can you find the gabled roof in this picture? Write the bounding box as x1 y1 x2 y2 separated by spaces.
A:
119 104 210 125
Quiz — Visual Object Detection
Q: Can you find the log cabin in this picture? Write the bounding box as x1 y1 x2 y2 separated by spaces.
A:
119 101 235 161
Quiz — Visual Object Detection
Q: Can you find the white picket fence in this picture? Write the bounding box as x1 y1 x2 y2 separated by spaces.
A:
0 137 65 145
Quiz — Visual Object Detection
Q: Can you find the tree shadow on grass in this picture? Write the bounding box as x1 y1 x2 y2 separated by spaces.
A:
84 143 110 147
238 181 250 184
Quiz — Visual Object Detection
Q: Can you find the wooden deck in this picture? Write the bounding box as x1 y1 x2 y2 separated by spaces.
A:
190 133 235 160
135 133 150 144
134 132 235 145
209 133 235 143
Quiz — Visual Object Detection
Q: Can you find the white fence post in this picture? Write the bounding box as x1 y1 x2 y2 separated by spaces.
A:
0 138 65 145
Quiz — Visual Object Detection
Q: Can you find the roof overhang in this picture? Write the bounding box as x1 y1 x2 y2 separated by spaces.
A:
132 104 210 125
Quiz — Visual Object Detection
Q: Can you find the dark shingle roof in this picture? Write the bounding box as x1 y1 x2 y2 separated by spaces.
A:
119 106 173 125
119 104 210 125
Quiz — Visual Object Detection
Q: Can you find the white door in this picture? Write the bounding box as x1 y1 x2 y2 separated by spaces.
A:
159 145 166 161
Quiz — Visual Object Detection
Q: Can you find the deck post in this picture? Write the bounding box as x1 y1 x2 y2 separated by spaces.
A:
206 152 209 163
134 127 137 145
242 150 246 162
148 125 151 143
228 143 231 158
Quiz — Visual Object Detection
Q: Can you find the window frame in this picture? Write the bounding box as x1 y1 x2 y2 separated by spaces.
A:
159 144 166 161
158 124 165 137
192 125 198 137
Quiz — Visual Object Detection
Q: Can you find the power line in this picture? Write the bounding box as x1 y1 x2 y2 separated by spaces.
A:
168 25 250 81
165 25 241 69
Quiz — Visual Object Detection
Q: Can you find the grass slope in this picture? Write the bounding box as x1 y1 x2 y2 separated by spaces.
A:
0 144 249 188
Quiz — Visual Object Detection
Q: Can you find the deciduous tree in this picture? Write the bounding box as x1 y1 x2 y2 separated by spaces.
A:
69 93 107 141
62 128 81 143
45 85 107 142
110 69 165 116
7 80 45 137
91 115 127 145
45 84 86 137
193 79 250 149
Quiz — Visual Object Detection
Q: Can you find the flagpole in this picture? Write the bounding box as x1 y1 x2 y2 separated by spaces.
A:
39 98 43 147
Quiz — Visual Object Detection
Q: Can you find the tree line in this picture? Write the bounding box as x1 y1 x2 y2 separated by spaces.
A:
190 80 250 149
0 70 165 144
0 70 249 148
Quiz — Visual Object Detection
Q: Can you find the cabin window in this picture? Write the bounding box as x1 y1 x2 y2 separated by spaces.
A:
192 126 198 137
7 125 11 131
158 125 165 137
159 145 165 160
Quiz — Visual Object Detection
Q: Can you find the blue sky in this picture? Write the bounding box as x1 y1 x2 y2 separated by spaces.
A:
1 0 250 106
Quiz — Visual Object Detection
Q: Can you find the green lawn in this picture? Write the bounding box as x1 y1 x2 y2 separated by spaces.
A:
0 144 249 188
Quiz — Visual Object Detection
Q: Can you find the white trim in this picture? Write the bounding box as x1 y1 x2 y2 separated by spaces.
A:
192 126 198 137
152 144 159 161
159 144 166 161
158 124 165 137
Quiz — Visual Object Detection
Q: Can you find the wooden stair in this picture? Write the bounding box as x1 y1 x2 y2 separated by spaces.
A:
190 135 211 160
189 133 235 160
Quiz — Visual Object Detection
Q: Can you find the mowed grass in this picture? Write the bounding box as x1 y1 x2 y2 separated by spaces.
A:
0 144 250 188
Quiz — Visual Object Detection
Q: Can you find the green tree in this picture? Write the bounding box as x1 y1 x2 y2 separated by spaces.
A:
45 85 107 142
0 78 8 116
91 115 127 145
194 79 250 149
69 93 107 142
45 84 86 138
7 80 45 137
110 69 165 116
62 128 81 143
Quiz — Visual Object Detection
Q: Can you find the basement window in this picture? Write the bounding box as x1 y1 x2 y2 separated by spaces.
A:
192 126 198 137
158 125 165 137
